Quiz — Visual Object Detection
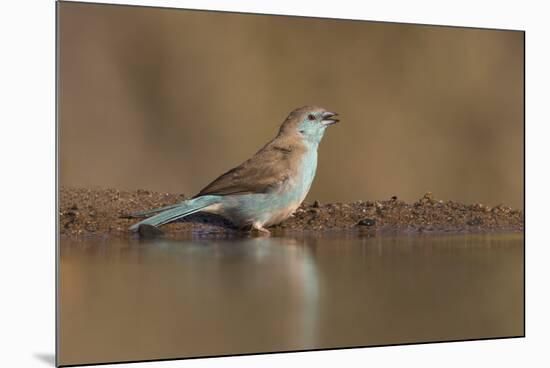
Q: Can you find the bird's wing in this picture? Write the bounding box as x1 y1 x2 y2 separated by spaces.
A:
194 142 297 197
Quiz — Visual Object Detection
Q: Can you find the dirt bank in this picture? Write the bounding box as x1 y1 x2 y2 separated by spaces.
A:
59 187 523 238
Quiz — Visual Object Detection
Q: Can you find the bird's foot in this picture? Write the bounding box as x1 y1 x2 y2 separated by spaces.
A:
250 222 271 237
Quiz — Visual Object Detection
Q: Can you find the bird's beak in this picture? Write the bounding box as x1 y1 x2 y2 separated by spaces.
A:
321 111 339 126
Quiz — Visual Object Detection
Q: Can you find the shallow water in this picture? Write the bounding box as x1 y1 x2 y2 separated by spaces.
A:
58 233 523 365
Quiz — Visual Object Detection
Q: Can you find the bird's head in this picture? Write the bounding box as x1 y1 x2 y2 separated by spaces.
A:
278 106 339 144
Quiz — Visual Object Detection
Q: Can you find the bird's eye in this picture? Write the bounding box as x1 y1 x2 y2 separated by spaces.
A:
307 114 316 121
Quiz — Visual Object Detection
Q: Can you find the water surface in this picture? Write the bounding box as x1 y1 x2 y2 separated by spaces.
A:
58 233 523 365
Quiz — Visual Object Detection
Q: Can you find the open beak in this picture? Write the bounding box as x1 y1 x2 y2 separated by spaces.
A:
321 111 339 126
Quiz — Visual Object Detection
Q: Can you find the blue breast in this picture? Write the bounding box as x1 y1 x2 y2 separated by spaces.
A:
294 141 318 202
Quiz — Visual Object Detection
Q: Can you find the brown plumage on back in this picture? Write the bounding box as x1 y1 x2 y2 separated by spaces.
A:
194 127 306 197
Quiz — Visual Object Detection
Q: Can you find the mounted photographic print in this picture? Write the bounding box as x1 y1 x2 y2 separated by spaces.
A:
56 1 524 366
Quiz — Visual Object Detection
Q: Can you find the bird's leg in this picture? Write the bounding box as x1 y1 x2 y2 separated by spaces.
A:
250 222 271 236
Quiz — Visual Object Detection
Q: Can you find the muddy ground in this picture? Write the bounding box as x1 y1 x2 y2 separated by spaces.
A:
59 187 524 239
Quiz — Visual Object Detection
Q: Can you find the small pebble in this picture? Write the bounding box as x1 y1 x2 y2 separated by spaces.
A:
467 217 483 226
138 224 164 239
357 218 376 227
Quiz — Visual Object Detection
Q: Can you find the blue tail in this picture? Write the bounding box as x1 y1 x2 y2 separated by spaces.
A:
126 203 181 218
129 196 220 232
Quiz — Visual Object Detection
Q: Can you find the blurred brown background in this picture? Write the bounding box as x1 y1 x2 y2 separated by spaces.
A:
58 2 524 208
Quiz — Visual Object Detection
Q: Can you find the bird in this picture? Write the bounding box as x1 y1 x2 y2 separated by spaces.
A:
128 106 339 235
